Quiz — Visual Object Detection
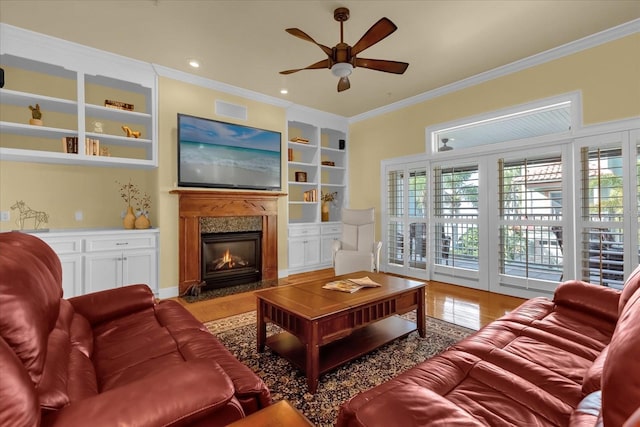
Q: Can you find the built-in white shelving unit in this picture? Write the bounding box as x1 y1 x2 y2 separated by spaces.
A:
0 24 157 168
286 107 348 273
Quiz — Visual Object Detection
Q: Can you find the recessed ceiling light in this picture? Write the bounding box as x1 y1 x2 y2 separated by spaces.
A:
189 60 200 68
280 89 288 95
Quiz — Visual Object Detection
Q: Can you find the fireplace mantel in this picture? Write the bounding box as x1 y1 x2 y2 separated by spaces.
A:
170 190 286 295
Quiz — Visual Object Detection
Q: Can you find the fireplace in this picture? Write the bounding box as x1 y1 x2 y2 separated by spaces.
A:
170 190 286 296
201 231 261 289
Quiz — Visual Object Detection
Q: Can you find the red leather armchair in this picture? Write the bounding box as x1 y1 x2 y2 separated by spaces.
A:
0 231 271 426
337 267 640 426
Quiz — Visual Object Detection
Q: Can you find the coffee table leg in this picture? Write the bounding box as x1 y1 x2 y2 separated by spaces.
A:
306 321 320 393
257 299 266 352
417 287 426 338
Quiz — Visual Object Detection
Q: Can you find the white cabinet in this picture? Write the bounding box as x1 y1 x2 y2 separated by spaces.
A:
0 24 157 168
288 223 342 273
288 225 321 272
30 229 159 297
31 235 83 298
84 232 158 294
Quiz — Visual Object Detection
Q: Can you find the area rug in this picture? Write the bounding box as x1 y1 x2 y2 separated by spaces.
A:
206 311 474 426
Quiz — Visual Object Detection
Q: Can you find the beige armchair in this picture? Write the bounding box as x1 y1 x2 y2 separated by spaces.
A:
332 208 382 275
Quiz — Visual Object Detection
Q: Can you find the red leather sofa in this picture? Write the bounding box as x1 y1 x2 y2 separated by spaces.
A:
337 265 640 426
0 231 271 426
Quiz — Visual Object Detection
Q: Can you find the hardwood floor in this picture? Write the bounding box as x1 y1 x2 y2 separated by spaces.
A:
173 269 526 330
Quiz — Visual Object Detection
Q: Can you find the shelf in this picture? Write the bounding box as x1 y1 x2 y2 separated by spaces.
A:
320 183 345 188
289 181 318 186
85 132 152 148
288 141 317 149
289 161 316 168
0 88 77 114
320 146 345 153
85 104 152 125
0 147 156 168
0 121 77 138
289 201 318 205
321 165 345 171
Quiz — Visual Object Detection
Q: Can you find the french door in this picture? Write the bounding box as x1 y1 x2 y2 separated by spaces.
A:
383 161 428 279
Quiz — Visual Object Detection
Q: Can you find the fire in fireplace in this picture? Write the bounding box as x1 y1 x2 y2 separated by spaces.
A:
201 231 261 289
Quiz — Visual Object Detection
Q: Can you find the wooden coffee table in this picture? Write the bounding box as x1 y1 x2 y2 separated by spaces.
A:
256 271 426 393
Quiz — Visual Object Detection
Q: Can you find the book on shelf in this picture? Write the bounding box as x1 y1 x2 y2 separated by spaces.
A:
62 136 78 154
303 188 317 202
104 99 134 111
85 137 100 156
322 276 382 293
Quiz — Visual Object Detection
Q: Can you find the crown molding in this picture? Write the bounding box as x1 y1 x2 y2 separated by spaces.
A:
349 18 640 124
152 64 291 109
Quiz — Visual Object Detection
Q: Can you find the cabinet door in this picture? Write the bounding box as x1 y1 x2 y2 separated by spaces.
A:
58 254 83 298
122 249 156 290
304 236 321 266
84 251 122 293
288 238 307 269
321 234 340 265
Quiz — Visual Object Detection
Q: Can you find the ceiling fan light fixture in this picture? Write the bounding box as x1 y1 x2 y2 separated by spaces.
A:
331 62 353 78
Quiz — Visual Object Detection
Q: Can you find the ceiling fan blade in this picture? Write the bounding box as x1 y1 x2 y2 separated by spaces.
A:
351 17 397 56
337 76 350 92
280 59 331 75
354 57 409 74
285 28 333 57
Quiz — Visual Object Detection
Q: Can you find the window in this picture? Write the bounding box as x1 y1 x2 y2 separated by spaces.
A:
498 156 563 282
432 101 572 152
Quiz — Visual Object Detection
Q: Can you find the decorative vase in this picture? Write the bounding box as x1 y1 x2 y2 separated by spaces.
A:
321 202 330 222
134 213 151 229
123 206 136 229
29 118 43 126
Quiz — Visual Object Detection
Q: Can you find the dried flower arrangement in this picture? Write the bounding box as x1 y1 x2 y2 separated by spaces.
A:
116 179 152 217
116 179 140 208
321 191 338 202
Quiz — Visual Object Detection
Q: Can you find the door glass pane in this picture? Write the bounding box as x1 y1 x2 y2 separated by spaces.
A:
434 165 479 270
499 156 563 281
580 147 625 288
386 170 404 266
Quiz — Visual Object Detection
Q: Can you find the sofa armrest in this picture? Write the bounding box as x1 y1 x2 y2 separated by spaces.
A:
68 284 156 326
553 280 620 323
43 359 236 427
338 384 480 427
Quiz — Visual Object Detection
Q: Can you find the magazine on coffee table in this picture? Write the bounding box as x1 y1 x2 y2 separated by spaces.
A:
322 276 382 293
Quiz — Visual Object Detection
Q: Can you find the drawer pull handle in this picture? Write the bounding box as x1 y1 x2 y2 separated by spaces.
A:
116 242 129 246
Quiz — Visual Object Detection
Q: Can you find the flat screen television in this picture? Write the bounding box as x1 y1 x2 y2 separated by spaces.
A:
177 114 282 191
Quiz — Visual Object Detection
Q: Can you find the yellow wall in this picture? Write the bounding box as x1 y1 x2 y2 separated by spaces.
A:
155 77 287 292
348 34 640 237
1 33 638 293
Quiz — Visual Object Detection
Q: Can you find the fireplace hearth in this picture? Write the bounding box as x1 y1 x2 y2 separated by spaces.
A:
202 231 261 289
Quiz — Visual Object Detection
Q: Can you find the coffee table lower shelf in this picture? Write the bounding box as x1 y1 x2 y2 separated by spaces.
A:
265 315 417 376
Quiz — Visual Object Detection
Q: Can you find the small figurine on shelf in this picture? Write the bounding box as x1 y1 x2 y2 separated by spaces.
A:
28 104 43 126
122 125 141 138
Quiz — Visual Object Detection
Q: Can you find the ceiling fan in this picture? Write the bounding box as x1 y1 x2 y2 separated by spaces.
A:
280 7 409 92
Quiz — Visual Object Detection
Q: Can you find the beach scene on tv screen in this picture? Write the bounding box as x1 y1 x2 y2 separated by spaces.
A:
179 115 281 189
